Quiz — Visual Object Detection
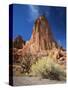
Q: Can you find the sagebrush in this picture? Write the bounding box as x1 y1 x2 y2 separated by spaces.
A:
30 57 66 80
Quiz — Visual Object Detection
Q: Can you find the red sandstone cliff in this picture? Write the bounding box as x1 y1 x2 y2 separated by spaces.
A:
12 16 66 66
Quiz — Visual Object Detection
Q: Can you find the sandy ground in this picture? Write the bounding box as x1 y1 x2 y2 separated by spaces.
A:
13 76 66 86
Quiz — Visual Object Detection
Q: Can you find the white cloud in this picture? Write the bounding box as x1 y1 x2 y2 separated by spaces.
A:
58 40 62 46
28 5 39 22
28 5 50 22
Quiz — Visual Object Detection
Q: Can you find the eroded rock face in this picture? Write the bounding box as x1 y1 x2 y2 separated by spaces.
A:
12 16 66 71
30 16 58 50
48 48 66 67
57 49 66 67
21 16 59 55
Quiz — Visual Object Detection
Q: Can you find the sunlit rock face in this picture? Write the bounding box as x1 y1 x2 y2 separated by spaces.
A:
28 16 58 54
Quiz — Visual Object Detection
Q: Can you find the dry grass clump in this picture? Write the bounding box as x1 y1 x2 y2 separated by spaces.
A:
30 57 66 80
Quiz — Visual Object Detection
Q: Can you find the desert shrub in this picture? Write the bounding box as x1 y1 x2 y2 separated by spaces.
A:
30 57 66 80
13 64 22 76
20 53 33 73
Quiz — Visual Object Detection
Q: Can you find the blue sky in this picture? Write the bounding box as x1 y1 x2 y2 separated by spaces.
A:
12 4 66 49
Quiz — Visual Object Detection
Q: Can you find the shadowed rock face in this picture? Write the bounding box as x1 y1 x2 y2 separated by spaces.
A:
12 36 25 63
13 35 25 49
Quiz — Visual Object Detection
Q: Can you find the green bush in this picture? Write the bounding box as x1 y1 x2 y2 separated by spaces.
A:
30 57 66 80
